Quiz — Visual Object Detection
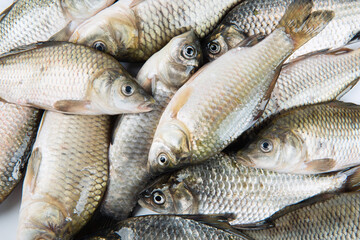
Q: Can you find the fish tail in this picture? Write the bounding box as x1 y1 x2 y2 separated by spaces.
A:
277 0 334 50
341 166 360 192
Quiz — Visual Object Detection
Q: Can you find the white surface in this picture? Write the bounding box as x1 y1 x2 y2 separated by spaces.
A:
0 1 360 239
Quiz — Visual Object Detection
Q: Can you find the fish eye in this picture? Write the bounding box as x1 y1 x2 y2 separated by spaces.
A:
121 84 135 96
207 40 221 55
182 44 197 59
259 139 273 153
157 153 169 166
93 41 106 52
152 191 165 205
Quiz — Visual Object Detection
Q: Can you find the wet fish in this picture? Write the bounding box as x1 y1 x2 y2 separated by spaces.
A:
237 101 360 174
69 0 245 61
260 41 360 123
242 192 360 239
0 42 154 115
204 0 360 62
0 0 114 54
101 31 202 220
147 0 334 174
17 111 110 240
85 215 250 240
0 102 42 203
139 153 360 225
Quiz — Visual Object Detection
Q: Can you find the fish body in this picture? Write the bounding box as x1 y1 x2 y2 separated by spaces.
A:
0 42 154 115
17 111 110 240
85 215 249 240
261 41 360 122
205 0 360 61
102 31 202 220
0 102 42 203
238 101 360 174
148 0 334 174
69 0 245 61
243 192 360 239
139 153 360 225
0 0 114 54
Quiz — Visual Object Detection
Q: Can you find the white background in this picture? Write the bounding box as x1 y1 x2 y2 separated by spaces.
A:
0 0 359 239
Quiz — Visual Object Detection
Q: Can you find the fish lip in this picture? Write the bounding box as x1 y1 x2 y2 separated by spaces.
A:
138 99 156 111
236 153 253 166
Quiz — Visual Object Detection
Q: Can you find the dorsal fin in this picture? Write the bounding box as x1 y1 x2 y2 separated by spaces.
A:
181 214 254 239
0 1 17 22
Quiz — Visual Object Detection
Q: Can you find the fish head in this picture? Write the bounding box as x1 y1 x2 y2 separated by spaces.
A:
148 121 192 175
91 68 155 114
62 0 115 19
138 174 197 214
237 126 305 171
204 24 246 61
159 31 203 88
69 2 140 60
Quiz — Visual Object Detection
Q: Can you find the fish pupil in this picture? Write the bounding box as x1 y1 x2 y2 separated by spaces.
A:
93 41 106 52
262 142 269 149
155 196 162 202
160 156 166 163
208 41 220 54
125 86 132 94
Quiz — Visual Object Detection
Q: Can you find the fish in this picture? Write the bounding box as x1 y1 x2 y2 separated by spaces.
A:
17 111 110 240
139 152 360 225
101 31 202 220
204 0 360 62
0 41 155 115
147 0 334 174
69 0 245 61
242 192 360 239
237 101 360 174
83 215 251 240
0 0 115 54
0 102 42 203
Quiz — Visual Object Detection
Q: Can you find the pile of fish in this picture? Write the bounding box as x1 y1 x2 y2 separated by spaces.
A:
0 0 359 239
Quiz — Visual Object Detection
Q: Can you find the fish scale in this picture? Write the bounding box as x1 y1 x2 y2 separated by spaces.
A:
18 112 110 240
139 152 358 225
243 193 360 239
86 215 248 239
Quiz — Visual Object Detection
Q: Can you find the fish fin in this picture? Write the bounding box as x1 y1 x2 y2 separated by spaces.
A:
304 158 336 173
53 100 91 113
336 78 360 100
169 87 193 119
0 42 65 58
181 215 254 240
0 1 16 22
24 148 42 194
340 166 360 192
277 0 334 50
282 48 330 68
231 219 274 231
129 0 145 8
252 64 283 122
237 34 266 48
48 23 73 41
326 100 360 109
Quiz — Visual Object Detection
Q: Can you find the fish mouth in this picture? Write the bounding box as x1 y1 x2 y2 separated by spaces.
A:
138 98 156 111
235 153 254 166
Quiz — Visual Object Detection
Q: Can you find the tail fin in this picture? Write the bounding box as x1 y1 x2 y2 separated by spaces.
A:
277 0 334 50
340 166 360 192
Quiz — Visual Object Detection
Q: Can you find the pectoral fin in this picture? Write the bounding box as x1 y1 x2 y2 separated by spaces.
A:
53 100 91 113
48 23 73 41
305 158 336 173
24 148 42 194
